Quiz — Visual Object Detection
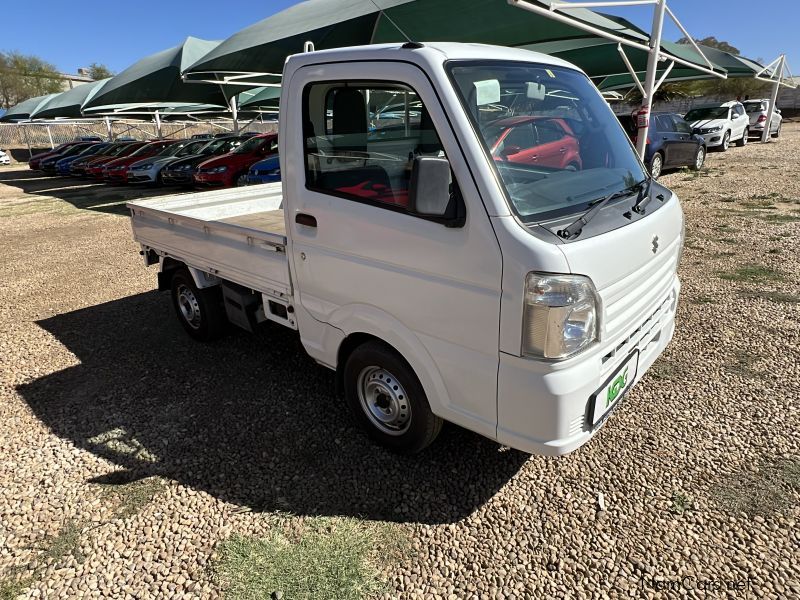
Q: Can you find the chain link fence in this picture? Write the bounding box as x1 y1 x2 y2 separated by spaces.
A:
0 119 279 163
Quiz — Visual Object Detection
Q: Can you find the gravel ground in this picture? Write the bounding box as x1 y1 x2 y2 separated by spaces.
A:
1 127 799 599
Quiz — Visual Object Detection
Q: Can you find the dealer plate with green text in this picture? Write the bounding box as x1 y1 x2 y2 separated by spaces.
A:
591 351 639 426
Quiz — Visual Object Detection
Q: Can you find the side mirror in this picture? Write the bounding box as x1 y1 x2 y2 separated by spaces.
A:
409 157 458 222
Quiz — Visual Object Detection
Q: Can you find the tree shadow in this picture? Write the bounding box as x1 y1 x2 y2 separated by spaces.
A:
18 291 529 524
0 167 183 216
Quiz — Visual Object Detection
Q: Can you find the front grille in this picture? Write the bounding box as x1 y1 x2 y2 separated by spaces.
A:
601 292 672 367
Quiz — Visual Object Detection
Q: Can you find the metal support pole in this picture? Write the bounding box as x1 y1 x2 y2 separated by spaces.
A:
22 125 33 159
105 116 113 141
762 54 785 144
46 125 54 149
154 110 162 139
635 0 667 159
230 96 239 134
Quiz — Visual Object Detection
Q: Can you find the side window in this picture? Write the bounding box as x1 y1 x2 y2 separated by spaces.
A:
735 105 745 117
504 123 536 149
672 116 692 134
655 115 675 132
534 119 565 144
303 81 445 210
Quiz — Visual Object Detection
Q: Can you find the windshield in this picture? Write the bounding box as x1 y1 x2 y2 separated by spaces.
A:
448 61 645 222
685 106 729 121
233 136 266 154
200 138 237 155
129 143 157 157
117 143 145 157
177 141 206 156
156 142 185 157
744 101 766 113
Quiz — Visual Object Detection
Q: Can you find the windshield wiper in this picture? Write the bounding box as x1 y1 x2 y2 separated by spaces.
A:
630 175 654 214
557 180 646 240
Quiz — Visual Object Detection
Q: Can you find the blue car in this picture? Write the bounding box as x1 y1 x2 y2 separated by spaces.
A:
244 154 280 185
620 112 706 179
55 143 111 175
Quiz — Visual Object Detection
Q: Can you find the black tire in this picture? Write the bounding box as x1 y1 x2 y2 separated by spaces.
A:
649 152 663 179
235 173 248 187
343 341 443 454
719 131 731 152
689 146 706 171
170 269 227 342
736 128 748 147
772 123 781 138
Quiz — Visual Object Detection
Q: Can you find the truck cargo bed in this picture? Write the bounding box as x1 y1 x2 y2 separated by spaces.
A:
128 183 291 299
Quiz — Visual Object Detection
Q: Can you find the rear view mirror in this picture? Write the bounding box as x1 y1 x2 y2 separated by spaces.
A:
409 157 454 219
474 79 500 106
526 81 546 101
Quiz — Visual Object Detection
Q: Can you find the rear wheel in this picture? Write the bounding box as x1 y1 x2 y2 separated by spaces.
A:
690 146 706 171
343 341 442 454
772 123 781 138
649 152 663 179
236 173 248 187
736 128 748 146
170 269 227 342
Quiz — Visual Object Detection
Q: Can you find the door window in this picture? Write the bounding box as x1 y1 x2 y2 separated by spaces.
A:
655 115 675 132
534 119 565 143
671 116 692 134
303 82 445 210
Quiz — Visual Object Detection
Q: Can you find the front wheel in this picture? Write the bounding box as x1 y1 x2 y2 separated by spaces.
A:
343 341 443 454
236 173 248 187
649 152 663 179
690 146 706 171
170 269 227 342
719 131 731 152
772 123 781 138
736 128 748 147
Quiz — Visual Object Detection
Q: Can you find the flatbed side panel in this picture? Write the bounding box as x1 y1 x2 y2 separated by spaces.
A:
130 205 291 298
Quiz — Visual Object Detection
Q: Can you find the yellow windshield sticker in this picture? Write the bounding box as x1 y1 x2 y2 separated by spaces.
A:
545 69 556 78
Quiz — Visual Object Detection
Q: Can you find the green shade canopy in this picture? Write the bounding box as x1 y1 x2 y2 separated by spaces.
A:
595 43 765 91
183 0 654 86
238 86 282 109
0 94 59 122
83 37 232 111
29 79 110 119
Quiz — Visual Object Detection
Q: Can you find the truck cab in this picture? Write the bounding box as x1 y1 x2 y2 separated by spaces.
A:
128 42 683 456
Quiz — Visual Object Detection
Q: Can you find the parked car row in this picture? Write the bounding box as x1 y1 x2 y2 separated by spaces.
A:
617 98 783 178
27 132 281 188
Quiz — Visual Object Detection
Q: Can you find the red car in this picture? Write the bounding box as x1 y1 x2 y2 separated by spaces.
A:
29 141 86 170
102 140 177 184
486 116 582 170
194 134 278 187
86 142 148 180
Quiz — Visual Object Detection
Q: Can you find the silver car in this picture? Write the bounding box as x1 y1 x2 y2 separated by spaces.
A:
743 99 782 139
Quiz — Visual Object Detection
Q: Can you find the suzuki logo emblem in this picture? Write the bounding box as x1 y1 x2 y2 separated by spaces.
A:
651 235 659 254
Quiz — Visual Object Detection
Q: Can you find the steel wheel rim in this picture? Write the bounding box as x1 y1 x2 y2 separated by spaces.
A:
723 133 730 150
742 130 748 145
177 284 202 329
357 366 411 435
695 148 705 169
651 155 662 178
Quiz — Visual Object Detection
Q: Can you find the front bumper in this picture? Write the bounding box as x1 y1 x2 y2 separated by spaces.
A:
194 172 229 186
162 171 194 184
104 170 129 183
496 277 680 456
695 132 724 147
128 171 157 183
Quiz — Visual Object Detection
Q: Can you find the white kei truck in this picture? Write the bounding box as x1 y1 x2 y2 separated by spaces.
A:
127 42 683 455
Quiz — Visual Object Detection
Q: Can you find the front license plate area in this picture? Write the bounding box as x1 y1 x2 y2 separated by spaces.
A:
589 351 639 427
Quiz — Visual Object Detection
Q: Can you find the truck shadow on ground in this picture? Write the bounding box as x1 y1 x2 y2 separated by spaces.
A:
18 291 529 524
0 168 184 215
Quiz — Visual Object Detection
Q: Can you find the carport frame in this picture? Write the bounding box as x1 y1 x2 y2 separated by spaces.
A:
509 0 726 158
754 54 797 143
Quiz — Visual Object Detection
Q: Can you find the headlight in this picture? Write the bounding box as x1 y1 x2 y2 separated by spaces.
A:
706 126 722 133
133 163 153 170
209 165 228 173
522 273 600 360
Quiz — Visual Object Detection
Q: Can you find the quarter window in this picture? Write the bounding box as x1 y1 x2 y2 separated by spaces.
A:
303 81 445 210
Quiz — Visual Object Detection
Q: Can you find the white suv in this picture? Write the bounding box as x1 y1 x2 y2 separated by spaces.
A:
743 98 782 139
685 101 749 151
0 149 11 166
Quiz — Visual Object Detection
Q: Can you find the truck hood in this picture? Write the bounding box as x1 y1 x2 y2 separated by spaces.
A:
556 193 683 342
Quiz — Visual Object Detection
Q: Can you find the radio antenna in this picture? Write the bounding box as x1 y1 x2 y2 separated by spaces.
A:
368 0 422 47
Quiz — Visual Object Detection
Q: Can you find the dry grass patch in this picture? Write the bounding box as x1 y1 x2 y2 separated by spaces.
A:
717 264 784 283
711 459 800 517
98 475 166 519
215 517 407 600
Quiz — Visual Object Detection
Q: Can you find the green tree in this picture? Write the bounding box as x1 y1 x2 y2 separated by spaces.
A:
88 62 114 80
677 36 739 55
0 51 63 109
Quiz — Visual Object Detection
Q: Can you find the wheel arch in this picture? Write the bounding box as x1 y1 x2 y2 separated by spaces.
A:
157 257 220 291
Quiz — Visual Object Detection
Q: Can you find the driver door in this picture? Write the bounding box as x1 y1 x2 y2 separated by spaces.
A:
283 61 504 433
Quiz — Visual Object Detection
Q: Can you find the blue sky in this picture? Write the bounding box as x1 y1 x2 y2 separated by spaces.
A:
2 1 796 75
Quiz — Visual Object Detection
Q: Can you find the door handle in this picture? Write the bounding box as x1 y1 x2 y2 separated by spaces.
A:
662 136 669 140
559 147 566 153
295 213 317 228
